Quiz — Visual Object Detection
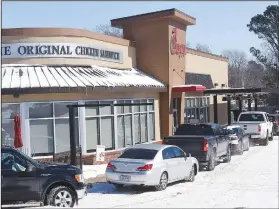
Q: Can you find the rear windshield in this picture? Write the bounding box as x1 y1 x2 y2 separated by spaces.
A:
238 114 265 122
227 128 239 134
175 124 214 135
119 148 158 160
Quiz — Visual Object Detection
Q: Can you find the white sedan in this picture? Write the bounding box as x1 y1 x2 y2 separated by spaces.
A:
105 144 199 191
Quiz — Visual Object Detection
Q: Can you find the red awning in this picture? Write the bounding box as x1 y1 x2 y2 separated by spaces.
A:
172 85 206 92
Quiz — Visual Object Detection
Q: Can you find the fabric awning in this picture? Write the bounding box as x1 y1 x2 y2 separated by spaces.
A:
172 84 206 92
1 64 166 94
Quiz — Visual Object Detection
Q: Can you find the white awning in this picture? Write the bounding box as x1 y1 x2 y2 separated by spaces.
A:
1 64 166 94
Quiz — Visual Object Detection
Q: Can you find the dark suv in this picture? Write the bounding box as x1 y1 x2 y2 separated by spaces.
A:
1 146 86 207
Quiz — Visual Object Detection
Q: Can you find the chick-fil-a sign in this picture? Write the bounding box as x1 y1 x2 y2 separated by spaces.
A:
170 28 186 56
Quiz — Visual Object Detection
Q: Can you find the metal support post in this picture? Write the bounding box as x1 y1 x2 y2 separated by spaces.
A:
69 107 77 166
227 95 231 125
254 97 258 111
213 94 218 123
248 98 252 111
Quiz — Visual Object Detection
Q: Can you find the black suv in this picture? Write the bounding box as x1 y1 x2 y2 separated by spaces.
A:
1 146 86 207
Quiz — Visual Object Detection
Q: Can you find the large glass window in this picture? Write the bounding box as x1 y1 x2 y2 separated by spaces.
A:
85 101 114 152
184 96 210 123
1 104 21 147
29 102 79 156
116 99 155 149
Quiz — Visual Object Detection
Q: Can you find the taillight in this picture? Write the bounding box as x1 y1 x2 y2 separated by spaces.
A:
136 164 153 171
258 126 261 133
276 121 279 126
203 140 208 152
107 162 116 170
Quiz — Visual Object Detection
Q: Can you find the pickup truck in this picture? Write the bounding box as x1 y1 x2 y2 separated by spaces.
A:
1 146 86 207
163 123 231 171
235 111 273 146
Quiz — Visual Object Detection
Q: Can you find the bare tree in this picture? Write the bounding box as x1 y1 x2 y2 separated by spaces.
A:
222 50 248 88
244 60 265 88
94 24 123 38
195 43 212 53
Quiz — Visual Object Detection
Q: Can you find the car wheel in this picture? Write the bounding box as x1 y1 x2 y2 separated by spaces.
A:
47 186 75 208
113 183 124 189
155 172 168 191
239 140 244 155
223 145 231 163
245 139 250 151
187 165 195 182
207 150 216 171
262 132 269 146
269 132 274 141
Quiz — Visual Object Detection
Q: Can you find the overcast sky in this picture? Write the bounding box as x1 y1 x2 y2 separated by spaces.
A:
2 1 277 60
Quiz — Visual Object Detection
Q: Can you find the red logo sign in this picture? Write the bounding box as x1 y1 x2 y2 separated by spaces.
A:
170 28 186 56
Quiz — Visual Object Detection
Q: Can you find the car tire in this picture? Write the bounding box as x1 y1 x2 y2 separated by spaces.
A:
239 140 244 155
113 183 124 189
155 172 168 191
269 132 274 141
207 150 216 171
261 132 269 146
223 145 231 163
245 139 250 151
47 186 75 208
187 165 195 182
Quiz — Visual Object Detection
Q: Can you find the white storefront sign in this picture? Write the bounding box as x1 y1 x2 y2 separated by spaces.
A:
1 43 123 63
96 145 105 162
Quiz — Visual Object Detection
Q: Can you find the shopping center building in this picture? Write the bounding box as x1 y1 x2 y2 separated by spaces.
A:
1 8 228 164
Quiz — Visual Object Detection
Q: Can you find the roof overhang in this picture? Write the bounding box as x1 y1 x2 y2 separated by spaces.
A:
1 64 167 95
111 8 196 29
172 85 206 93
204 87 279 95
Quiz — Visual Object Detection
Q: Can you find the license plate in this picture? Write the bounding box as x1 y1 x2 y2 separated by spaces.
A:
251 135 259 139
119 175 131 181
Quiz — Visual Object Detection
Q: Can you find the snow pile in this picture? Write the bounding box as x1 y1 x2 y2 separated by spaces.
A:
83 164 107 179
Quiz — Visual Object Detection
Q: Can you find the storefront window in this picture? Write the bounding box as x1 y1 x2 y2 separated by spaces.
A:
184 96 210 123
29 102 79 156
85 100 114 152
2 103 21 146
117 99 155 148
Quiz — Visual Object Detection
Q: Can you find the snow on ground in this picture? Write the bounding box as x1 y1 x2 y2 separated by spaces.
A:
77 137 279 208
83 164 107 179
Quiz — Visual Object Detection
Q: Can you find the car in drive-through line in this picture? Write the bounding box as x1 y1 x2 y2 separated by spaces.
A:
105 144 199 191
268 114 279 136
163 123 232 171
236 111 274 146
225 125 250 155
1 146 86 207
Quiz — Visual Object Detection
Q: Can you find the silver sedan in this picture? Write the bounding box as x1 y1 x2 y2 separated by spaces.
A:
105 144 199 191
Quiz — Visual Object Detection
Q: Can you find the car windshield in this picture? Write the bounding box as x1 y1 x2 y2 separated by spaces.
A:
238 114 265 122
119 148 158 160
175 124 214 135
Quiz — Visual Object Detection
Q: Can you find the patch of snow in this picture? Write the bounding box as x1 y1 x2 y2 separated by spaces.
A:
83 164 107 179
77 136 279 208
